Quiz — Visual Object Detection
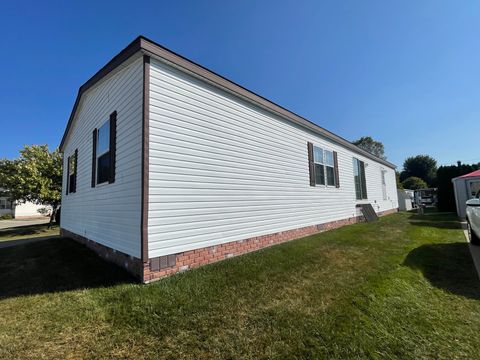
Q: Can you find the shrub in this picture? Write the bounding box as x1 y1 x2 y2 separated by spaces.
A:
0 214 13 220
402 176 427 190
437 164 480 211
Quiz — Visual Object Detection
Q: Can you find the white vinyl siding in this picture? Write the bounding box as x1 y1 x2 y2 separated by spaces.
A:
61 56 143 258
147 58 398 258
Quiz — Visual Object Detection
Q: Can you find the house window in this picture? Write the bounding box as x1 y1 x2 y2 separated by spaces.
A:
68 154 76 193
381 170 387 200
313 147 336 186
353 158 368 200
66 149 77 194
92 111 116 187
0 199 11 210
313 146 325 185
325 150 335 186
96 120 111 184
308 143 340 187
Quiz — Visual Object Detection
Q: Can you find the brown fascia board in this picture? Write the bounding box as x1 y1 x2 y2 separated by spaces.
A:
60 35 396 169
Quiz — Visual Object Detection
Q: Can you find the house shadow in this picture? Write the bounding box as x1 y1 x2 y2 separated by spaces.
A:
0 223 58 238
408 221 462 230
403 242 480 300
0 238 136 299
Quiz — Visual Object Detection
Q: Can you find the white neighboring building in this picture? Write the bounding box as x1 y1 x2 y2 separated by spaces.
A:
59 36 399 282
0 193 51 219
452 170 480 219
397 189 414 211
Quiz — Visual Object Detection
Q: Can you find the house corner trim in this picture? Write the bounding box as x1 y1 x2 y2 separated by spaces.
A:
141 54 150 276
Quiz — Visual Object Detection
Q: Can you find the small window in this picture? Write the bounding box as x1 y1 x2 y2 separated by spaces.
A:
353 158 368 200
68 155 76 193
325 150 335 186
66 150 77 194
381 170 387 200
313 146 325 185
97 120 111 184
312 146 337 186
0 199 11 210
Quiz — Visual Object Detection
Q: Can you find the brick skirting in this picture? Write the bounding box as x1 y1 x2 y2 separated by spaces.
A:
61 208 398 283
143 208 398 283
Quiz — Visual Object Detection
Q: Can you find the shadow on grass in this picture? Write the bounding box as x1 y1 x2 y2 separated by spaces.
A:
404 242 480 300
409 221 461 230
0 238 135 299
0 224 57 238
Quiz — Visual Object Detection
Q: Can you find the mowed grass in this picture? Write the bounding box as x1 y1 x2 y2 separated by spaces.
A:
0 223 59 241
0 211 479 359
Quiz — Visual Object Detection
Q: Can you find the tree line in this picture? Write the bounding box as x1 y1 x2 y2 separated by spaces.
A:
353 136 479 211
0 139 477 223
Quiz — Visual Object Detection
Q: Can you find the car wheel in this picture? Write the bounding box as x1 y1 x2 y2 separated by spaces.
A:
468 221 480 245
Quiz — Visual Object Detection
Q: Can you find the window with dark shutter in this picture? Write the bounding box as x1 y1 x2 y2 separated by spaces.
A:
353 158 368 200
309 143 340 187
91 129 97 187
333 151 340 188
67 149 78 194
360 161 367 199
307 142 315 187
94 111 117 185
66 154 70 195
109 111 116 184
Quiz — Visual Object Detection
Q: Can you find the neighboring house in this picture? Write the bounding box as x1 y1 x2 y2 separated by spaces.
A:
397 189 414 211
452 170 480 219
59 36 399 282
0 191 50 219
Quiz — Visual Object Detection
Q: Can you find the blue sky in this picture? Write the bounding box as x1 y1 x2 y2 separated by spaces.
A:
1 1 479 168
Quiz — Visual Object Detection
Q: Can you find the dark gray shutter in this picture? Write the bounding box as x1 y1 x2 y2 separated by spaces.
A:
66 155 70 195
109 111 117 184
92 129 97 187
307 142 315 187
333 151 340 188
73 149 78 193
360 161 368 199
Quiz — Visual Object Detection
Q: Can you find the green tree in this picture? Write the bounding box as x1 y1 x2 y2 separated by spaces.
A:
396 171 403 189
400 155 437 186
0 145 62 226
352 136 387 160
402 176 427 190
437 162 480 211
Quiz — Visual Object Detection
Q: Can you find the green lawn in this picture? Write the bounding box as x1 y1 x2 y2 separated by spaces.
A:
0 211 479 359
0 223 59 241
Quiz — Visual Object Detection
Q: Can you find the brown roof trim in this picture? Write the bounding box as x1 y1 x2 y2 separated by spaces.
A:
141 55 150 270
59 37 143 150
60 35 396 169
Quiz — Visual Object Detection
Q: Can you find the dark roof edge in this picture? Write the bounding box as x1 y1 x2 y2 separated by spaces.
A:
60 35 396 169
59 37 143 150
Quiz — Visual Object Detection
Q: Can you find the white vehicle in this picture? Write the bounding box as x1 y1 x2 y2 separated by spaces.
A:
466 190 480 245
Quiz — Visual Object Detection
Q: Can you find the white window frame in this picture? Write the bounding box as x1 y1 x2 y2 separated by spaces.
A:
324 150 336 187
313 146 325 186
381 169 387 200
0 199 11 210
313 146 336 187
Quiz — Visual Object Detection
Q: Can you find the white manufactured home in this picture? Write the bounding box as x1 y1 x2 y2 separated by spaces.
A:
59 36 399 282
0 189 51 219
